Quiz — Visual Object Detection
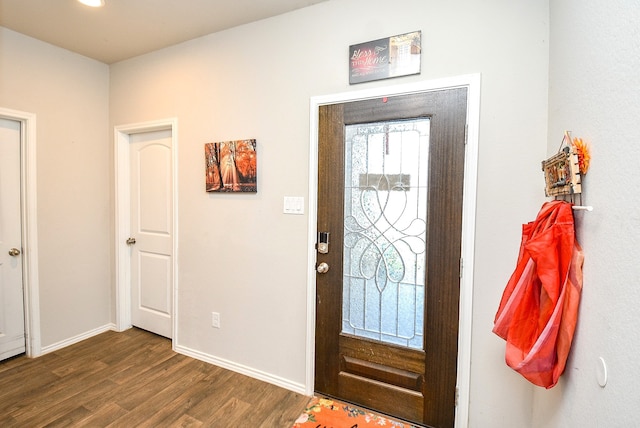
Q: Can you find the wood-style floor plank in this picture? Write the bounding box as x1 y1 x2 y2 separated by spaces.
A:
74 402 129 427
0 328 310 427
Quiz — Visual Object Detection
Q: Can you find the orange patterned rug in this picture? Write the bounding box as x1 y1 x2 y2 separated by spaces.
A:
293 396 420 428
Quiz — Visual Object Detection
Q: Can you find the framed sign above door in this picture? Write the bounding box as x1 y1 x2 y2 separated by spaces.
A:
349 31 422 84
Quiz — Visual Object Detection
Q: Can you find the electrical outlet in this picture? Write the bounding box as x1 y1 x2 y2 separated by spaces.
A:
212 312 221 328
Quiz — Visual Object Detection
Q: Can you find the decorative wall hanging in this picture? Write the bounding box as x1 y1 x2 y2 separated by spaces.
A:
349 31 421 84
541 131 592 211
205 139 257 192
541 131 589 197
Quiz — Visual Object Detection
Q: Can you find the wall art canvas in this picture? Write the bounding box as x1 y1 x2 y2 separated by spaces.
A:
349 31 421 84
205 139 257 192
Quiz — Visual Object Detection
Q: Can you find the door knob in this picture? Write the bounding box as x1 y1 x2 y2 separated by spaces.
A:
8 248 20 257
126 237 136 245
316 262 329 274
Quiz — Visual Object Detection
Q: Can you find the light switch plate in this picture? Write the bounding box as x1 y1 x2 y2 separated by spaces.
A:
283 196 304 215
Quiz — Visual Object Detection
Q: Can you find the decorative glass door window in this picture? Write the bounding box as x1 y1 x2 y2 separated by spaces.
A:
342 118 430 350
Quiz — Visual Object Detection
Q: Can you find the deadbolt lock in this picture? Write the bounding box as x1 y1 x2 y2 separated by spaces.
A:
317 231 330 254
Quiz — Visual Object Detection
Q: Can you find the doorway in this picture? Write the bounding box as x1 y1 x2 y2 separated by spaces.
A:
308 76 479 428
0 107 40 359
115 119 178 341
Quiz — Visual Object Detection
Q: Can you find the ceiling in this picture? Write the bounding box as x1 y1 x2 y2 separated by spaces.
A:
0 0 328 64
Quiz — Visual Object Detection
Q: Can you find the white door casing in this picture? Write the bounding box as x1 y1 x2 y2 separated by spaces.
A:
115 119 178 341
0 118 26 360
0 108 40 358
306 75 480 428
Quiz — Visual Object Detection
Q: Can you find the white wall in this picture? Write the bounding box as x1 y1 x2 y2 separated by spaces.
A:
533 1 640 426
110 0 547 426
0 28 111 346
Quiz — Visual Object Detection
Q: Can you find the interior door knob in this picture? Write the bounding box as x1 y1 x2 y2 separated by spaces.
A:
126 237 136 245
8 248 20 257
317 262 329 274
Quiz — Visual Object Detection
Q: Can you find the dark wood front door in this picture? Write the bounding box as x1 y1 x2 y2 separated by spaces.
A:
315 88 467 428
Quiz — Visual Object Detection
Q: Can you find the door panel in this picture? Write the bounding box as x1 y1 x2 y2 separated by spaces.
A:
315 89 467 427
130 130 173 338
0 118 25 360
139 252 171 313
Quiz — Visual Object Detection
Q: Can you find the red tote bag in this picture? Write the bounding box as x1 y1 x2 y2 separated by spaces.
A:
493 200 584 388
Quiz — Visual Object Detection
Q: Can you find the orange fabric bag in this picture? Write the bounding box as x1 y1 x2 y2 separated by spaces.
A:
493 200 584 388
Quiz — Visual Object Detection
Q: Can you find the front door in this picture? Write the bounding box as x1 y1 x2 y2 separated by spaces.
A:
315 88 467 427
0 118 26 360
129 130 173 339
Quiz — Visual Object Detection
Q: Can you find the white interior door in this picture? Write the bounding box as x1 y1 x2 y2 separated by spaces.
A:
0 118 26 360
129 130 173 338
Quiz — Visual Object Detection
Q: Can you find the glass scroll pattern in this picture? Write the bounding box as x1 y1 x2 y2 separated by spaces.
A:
342 118 430 350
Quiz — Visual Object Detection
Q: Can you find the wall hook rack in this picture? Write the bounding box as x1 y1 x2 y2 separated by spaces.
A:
572 205 593 212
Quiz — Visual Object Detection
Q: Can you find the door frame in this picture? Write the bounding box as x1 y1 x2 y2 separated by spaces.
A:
0 107 41 358
306 74 480 427
114 118 178 343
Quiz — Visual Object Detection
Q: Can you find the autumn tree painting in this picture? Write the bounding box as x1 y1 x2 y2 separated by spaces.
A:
205 139 257 192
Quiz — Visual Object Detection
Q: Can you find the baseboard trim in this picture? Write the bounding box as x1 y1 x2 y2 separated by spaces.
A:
174 344 307 395
39 323 117 356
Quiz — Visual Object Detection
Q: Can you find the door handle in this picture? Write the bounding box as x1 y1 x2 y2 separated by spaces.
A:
8 248 21 257
316 262 329 274
126 237 136 245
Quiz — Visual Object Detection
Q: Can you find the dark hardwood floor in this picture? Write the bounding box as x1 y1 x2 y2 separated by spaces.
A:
0 328 311 427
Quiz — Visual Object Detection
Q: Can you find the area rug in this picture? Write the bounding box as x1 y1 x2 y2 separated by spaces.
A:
293 396 420 428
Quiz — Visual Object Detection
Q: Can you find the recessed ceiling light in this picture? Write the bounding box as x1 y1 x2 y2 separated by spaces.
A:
78 0 105 7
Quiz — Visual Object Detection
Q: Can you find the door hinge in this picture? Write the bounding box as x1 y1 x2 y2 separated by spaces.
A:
459 257 463 278
455 387 459 407
464 124 468 145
